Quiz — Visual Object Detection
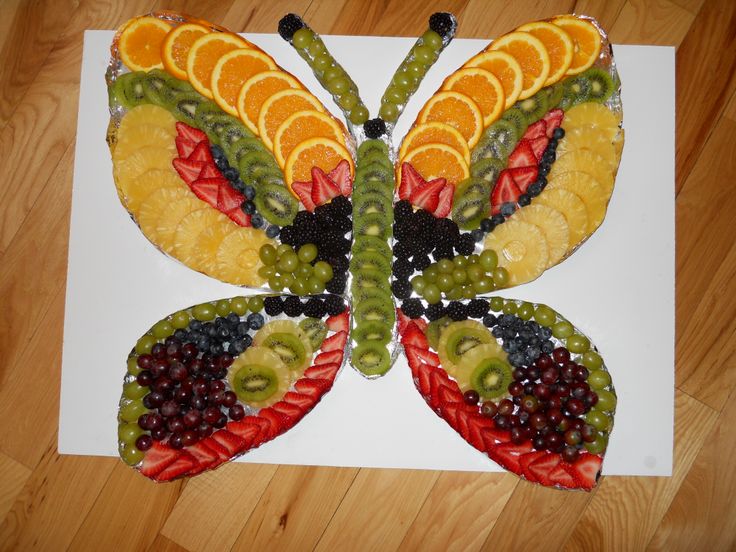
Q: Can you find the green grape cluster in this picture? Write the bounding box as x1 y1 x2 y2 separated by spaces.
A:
258 243 333 294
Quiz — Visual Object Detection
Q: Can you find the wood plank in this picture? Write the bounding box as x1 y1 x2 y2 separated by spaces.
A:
458 0 576 39
315 469 440 551
147 534 191 552
609 0 693 47
0 442 115 551
573 0 627 32
0 452 31 524
667 0 705 15
232 465 358 552
647 390 736 551
161 463 277 552
400 472 517 552
563 391 717 551
724 88 736 122
221 0 312 33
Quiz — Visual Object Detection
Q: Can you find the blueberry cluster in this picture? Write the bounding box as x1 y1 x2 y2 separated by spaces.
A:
172 312 264 357
484 313 555 368
264 294 346 318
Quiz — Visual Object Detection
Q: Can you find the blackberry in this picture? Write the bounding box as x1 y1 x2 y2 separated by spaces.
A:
413 209 437 234
391 279 412 300
303 297 327 318
264 296 284 316
425 302 446 321
401 298 425 319
363 118 387 139
324 294 346 316
392 258 413 279
327 255 349 275
446 301 467 321
294 210 314 227
412 254 432 271
455 233 476 255
329 195 352 218
278 13 304 40
332 215 352 234
282 296 303 317
467 299 489 319
393 240 412 260
429 12 455 38
279 225 297 245
325 273 347 294
483 313 498 327
432 247 454 261
394 200 413 220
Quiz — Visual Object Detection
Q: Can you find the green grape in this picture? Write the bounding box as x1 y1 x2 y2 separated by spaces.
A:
422 30 443 50
313 54 332 72
517 302 534 321
313 261 333 282
423 265 439 283
462 285 476 299
120 400 147 423
492 267 509 287
552 320 574 339
308 277 325 294
585 409 612 432
596 390 617 412
118 422 144 445
297 262 314 278
566 334 590 353
411 275 426 293
248 296 264 312
231 296 248 316
337 92 359 110
277 251 299 273
349 104 369 125
407 61 426 79
480 249 498 271
502 301 518 315
127 356 141 376
123 381 148 400
297 243 318 263
171 310 190 329
290 279 307 295
468 254 480 264
437 273 454 292
489 297 504 311
281 273 295 288
258 265 276 279
413 44 437 64
215 299 231 317
452 268 467 285
135 334 156 355
379 102 399 122
308 39 326 57
423 284 441 304
533 304 556 326
582 351 603 370
269 275 284 291
292 28 315 49
151 319 174 339
584 433 608 455
467 265 483 282
328 78 349 95
192 302 215 321
323 66 344 82
473 278 493 294
437 259 454 274
276 243 293 256
446 287 463 301
453 255 468 268
587 369 611 390
259 244 277 266
384 86 407 104
121 444 145 466
392 70 414 90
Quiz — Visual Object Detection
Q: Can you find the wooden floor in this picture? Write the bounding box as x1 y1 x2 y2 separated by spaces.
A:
1 0 735 550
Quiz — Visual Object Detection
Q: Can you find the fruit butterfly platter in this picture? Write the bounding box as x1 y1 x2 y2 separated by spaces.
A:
107 10 622 490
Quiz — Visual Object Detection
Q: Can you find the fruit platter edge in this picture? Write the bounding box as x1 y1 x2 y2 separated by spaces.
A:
60 30 675 476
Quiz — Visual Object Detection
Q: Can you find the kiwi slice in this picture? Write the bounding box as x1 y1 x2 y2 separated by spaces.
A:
226 137 269 169
469 357 512 399
254 182 299 226
171 92 204 125
216 121 254 148
194 101 231 137
560 74 592 110
141 69 175 107
544 82 565 109
231 363 280 402
239 150 280 181
471 120 519 164
298 318 328 350
425 316 453 351
516 90 548 124
354 297 396 326
353 322 392 345
350 284 393 305
360 150 393 170
583 67 615 103
500 108 529 140
352 235 392 258
357 139 390 160
470 157 505 185
113 72 146 109
254 320 313 375
165 74 196 95
353 194 391 217
351 342 391 377
351 269 387 291
353 180 393 201
354 212 391 239
350 250 392 275
438 320 495 372
451 193 489 230
227 346 289 406
354 162 393 185
255 170 287 188
455 178 491 200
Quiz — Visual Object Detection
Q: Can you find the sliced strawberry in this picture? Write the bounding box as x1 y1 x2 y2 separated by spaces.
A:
564 453 603 491
188 141 214 164
549 463 577 488
428 369 457 411
415 363 432 397
529 136 549 161
305 362 340 382
172 158 206 185
436 382 464 406
155 452 197 481
454 409 472 440
432 183 454 218
523 119 547 140
542 109 564 138
292 180 316 212
321 330 348 353
401 323 429 350
508 166 539 194
227 419 263 450
480 427 511 451
226 207 251 227
518 450 547 483
507 140 537 168
528 452 562 486
294 378 331 400
413 317 428 333
210 429 247 456
140 441 180 478
310 166 340 207
176 121 207 143
397 309 411 334
200 436 230 464
313 350 343 366
329 159 353 196
490 171 521 214
199 164 221 179
488 441 534 474
440 402 462 430
326 310 349 333
175 136 198 159
282 391 318 413
190 178 222 208
466 414 494 452
185 441 219 475
399 162 426 200
409 177 446 212
260 407 292 435
218 185 245 212
238 415 272 446
272 400 305 423
404 345 439 371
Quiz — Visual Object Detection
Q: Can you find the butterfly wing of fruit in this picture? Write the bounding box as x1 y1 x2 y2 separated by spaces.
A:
108 12 355 295
118 294 351 480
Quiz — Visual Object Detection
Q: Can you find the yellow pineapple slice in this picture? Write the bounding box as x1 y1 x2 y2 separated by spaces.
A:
173 208 231 269
113 146 176 203
154 195 203 254
562 103 621 133
534 188 589 252
548 149 614 196
545 171 608 234
113 124 177 162
556 128 619 174
137 187 192 249
513 204 570 267
120 168 185 215
484 219 549 286
193 222 233 275
215 228 273 286
118 104 177 137
253 320 313 380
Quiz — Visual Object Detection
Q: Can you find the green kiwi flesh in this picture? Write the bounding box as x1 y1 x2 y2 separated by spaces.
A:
253 182 298 226
443 326 494 366
298 318 328 350
352 322 392 345
261 332 308 372
470 357 512 399
231 364 279 402
351 342 391 376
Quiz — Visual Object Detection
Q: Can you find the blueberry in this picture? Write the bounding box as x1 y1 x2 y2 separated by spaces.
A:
236 322 249 337
548 138 558 150
174 329 189 341
241 201 256 215
243 185 256 200
265 225 280 238
482 313 497 327
518 193 531 206
538 175 548 188
210 343 224 356
538 326 553 340
491 214 505 226
542 150 556 164
247 313 264 330
251 213 264 228
500 202 516 217
509 352 526 367
218 327 230 339
210 144 225 159
230 339 246 355
503 340 516 353
471 228 485 242
539 162 551 176
189 319 203 331
528 182 543 197
526 346 541 362
215 157 228 171
226 312 239 325
541 340 554 354
503 328 517 340
492 326 504 338
223 167 239 181
479 218 493 232
241 334 253 348
553 127 565 140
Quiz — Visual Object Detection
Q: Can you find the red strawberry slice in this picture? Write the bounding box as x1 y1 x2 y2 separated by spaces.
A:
415 363 432 396
549 463 577 488
466 415 494 452
313 350 343 366
217 185 245 213
321 331 348 353
176 121 207 143
507 140 537 168
529 136 549 161
401 323 429 350
404 345 440 371
564 453 603 491
310 166 341 207
508 166 539 194
436 382 464 406
238 416 272 446
188 141 214 164
272 400 305 423
292 180 316 212
523 120 547 140
226 207 251 227
190 178 223 208
488 441 534 474
305 362 340 382
140 442 180 477
399 162 425 201
294 378 331 400
227 419 263 449
155 451 198 481
172 158 206 185
480 427 511 451
412 318 428 333
200 436 230 463
409 177 446 212
175 136 198 159
282 391 318 413
428 370 457 411
199 164 221 179
210 429 247 456
260 407 292 435
397 308 411 334
490 171 521 214
440 402 463 431
528 452 562 486
542 109 564 137
326 310 349 333
329 159 353 196
433 183 454 218
185 442 219 475
518 450 547 483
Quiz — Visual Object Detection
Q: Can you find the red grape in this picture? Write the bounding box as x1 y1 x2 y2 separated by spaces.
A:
552 347 570 364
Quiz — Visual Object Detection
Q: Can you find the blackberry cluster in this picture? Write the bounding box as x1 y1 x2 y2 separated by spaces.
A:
278 14 305 40
400 298 424 319
446 301 467 321
487 314 555 368
263 294 345 318
363 118 387 139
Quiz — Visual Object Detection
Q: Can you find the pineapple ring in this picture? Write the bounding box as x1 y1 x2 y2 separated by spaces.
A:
484 219 550 286
253 320 314 380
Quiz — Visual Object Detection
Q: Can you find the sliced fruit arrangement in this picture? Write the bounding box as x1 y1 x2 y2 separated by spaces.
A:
118 294 349 480
397 297 615 490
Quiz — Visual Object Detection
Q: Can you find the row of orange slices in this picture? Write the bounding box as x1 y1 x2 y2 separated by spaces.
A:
397 15 603 188
116 15 354 200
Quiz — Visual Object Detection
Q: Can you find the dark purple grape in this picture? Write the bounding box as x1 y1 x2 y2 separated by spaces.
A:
547 408 563 425
151 427 167 441
169 361 188 381
513 368 527 381
167 417 185 434
190 395 206 410
552 347 570 365
229 404 245 421
137 354 153 370
508 415 521 427
203 406 221 424
508 382 524 397
533 383 551 400
566 398 585 416
556 383 570 397
182 343 198 359
571 382 590 400
169 433 184 449
173 387 191 405
151 359 169 378
564 429 582 446
562 445 580 463
136 371 153 387
188 358 204 375
523 383 535 395
527 366 541 381
581 424 598 443
223 391 237 408
208 391 226 406
584 391 599 408
481 401 498 418
521 395 539 413
498 399 515 416
575 365 589 382
530 412 547 430
193 379 208 396
547 395 563 410
545 432 564 452
535 354 553 369
151 343 166 359
218 353 234 368
161 400 179 418
214 414 227 428
495 415 509 429
210 380 225 394
183 409 201 428
135 435 153 451
510 427 526 444
181 430 198 447
532 434 547 450
541 367 559 385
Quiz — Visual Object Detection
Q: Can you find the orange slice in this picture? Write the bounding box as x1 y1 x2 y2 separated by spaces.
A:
283 137 354 190
399 122 470 165
258 89 325 150
237 70 303 134
441 67 505 126
552 16 602 75
211 48 277 116
489 31 550 100
186 32 250 99
464 51 523 109
517 21 574 86
161 22 209 80
417 91 483 149
118 16 172 72
273 110 347 168
401 143 470 185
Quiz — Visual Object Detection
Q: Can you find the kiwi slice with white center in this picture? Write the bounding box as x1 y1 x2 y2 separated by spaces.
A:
354 296 396 326
216 121 254 148
227 346 290 408
350 250 392 275
455 177 491 200
351 269 386 292
354 194 391 217
472 119 519 164
500 108 529 141
298 317 328 350
425 316 453 351
171 92 203 125
253 320 313 378
437 320 498 376
354 212 391 239
351 341 391 377
254 182 299 226
352 235 392 259
239 150 280 181
113 72 146 109
451 192 489 230
516 90 549 125
470 157 505 185
351 284 393 305
582 67 615 103
353 322 392 345
357 139 390 160
226 137 269 169
453 343 512 398
544 82 565 109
